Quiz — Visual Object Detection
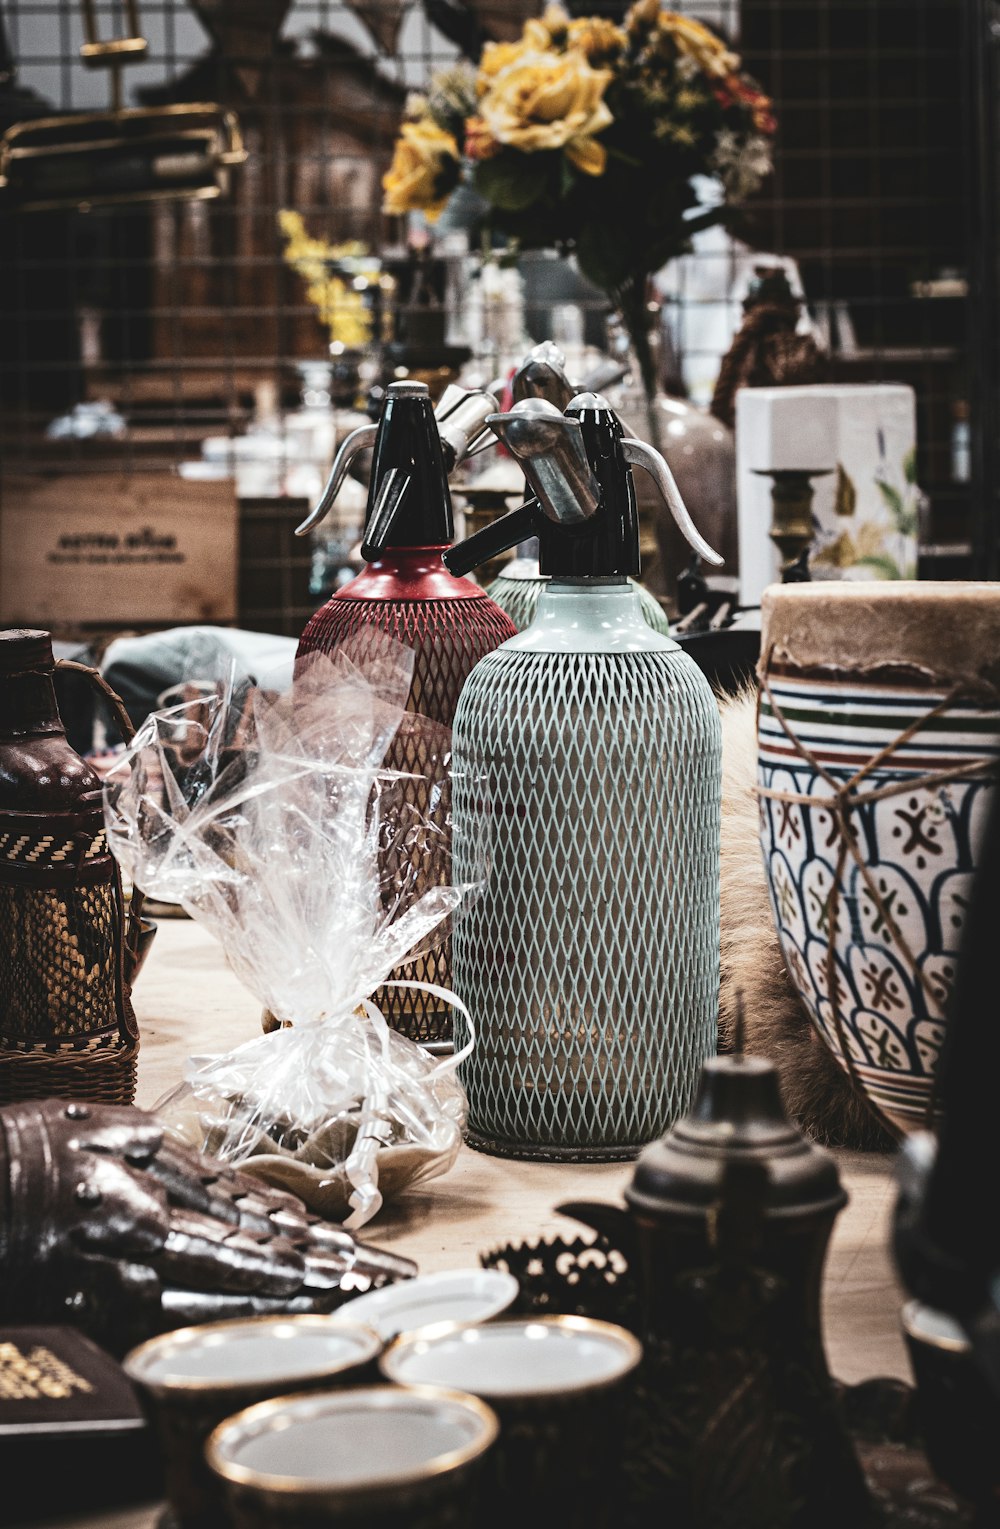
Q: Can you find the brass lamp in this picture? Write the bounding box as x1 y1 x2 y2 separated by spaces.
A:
0 0 247 212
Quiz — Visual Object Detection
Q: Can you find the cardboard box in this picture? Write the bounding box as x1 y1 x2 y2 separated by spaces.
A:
1 471 237 628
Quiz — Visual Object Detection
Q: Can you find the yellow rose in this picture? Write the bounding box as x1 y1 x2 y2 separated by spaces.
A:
566 16 626 62
626 2 740 78
382 116 460 221
477 11 571 93
662 13 740 79
536 5 570 44
478 48 613 176
278 208 307 247
478 39 531 92
626 0 661 33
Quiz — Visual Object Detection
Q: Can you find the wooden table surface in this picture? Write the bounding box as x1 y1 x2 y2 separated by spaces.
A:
25 918 912 1529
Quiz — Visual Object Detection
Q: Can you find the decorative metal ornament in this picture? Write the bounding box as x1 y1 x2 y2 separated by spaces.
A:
482 1230 637 1328
562 1044 876 1529
0 1098 415 1358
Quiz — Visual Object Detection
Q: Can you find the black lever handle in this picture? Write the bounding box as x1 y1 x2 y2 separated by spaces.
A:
360 468 411 562
443 499 538 577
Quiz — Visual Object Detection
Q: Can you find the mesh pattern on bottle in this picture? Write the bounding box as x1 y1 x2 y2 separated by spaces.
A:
452 646 720 1159
298 592 517 1042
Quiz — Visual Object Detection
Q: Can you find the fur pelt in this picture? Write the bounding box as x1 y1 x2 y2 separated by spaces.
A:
718 686 894 1151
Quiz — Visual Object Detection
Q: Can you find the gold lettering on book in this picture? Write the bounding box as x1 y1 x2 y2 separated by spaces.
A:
0 1343 94 1401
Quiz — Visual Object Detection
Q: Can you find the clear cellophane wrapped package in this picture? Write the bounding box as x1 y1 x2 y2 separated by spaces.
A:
103 637 479 1228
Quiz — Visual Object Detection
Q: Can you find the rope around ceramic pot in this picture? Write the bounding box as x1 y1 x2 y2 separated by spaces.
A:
754 653 1000 1133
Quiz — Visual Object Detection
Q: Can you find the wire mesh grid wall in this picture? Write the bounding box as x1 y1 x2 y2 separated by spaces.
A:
0 0 994 640
739 0 990 575
0 1 443 427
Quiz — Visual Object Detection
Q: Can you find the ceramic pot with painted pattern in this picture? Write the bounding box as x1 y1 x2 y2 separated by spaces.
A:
757 582 1000 1133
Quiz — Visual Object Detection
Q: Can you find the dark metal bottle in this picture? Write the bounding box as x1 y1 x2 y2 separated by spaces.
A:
0 629 138 1103
565 1048 875 1527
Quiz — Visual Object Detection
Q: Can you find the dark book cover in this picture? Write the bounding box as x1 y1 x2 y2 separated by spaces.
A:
0 1326 161 1524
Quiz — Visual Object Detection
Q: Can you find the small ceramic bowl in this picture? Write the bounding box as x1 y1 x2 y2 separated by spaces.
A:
902 1299 1000 1507
330 1268 519 1342
380 1316 642 1529
123 1315 382 1528
206 1383 500 1528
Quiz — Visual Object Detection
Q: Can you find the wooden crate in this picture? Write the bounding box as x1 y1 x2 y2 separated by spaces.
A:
237 495 317 638
0 471 237 628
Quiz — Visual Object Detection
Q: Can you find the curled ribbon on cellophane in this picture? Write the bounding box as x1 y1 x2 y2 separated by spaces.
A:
103 635 486 1228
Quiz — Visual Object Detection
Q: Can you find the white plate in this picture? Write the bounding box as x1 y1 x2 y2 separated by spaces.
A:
381 1315 642 1399
208 1385 498 1494
903 1300 969 1351
331 1269 519 1342
125 1315 381 1391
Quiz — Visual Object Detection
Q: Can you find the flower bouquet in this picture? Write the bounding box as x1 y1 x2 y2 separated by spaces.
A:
278 210 388 351
382 1 775 419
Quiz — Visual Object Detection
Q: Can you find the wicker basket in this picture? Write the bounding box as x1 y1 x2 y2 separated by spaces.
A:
0 1034 139 1105
0 649 148 1107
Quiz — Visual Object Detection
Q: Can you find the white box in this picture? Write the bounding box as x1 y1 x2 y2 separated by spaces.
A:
736 384 919 606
